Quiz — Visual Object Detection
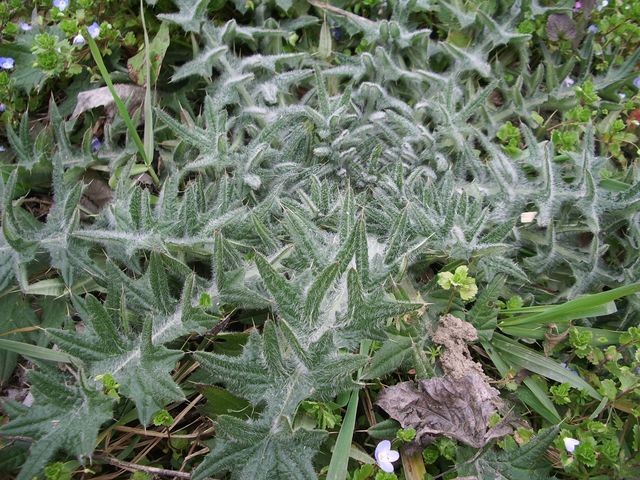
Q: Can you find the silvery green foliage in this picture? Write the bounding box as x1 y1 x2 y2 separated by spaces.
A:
0 365 114 480
47 257 217 424
193 236 420 478
1 0 639 478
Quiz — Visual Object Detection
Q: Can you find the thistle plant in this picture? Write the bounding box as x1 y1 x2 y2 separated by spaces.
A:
0 0 639 479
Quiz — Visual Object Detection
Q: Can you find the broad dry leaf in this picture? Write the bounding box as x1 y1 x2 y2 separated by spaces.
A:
377 372 512 448
71 84 145 121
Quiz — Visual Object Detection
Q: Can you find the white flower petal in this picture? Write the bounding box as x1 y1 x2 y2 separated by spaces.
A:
375 439 391 461
379 460 395 473
563 437 580 453
385 450 400 462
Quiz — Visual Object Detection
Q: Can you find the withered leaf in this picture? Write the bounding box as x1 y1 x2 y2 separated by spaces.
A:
376 372 512 448
546 14 576 41
80 172 113 216
71 84 145 121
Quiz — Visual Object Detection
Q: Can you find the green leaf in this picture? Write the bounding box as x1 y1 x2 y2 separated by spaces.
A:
499 283 640 329
128 22 170 86
191 415 326 480
86 33 154 179
198 385 254 419
195 325 366 417
0 293 40 381
5 112 40 170
255 253 302 324
457 426 560 480
0 338 77 364
141 1 155 169
491 333 601 399
47 295 186 425
361 334 412 380
483 341 562 424
367 418 401 440
0 367 113 480
467 274 505 340
0 41 46 93
170 45 228 81
158 0 211 33
303 262 341 328
326 389 359 480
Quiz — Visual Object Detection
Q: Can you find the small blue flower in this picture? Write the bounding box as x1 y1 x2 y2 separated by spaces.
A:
91 137 102 152
53 0 69 11
0 57 15 70
0 103 5 112
87 22 100 39
634 76 640 89
0 145 6 152
587 25 598 34
619 93 627 100
19 22 32 31
562 77 575 88
72 33 85 45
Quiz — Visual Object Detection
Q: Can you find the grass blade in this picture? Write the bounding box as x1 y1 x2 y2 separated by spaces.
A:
86 31 159 186
499 283 640 328
327 339 372 480
326 389 359 480
140 0 154 169
482 340 562 424
492 333 601 399
0 338 77 363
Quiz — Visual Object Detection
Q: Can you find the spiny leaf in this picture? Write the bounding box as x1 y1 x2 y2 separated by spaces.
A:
192 415 326 480
158 0 210 33
0 367 113 480
48 294 187 425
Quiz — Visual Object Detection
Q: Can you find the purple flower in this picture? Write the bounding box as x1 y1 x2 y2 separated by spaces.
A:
634 76 640 89
72 33 85 45
53 0 69 11
87 22 100 39
574 1 582 9
587 25 598 34
19 22 32 31
562 77 575 88
0 145 6 152
0 57 15 70
375 440 400 473
90 137 101 152
0 103 5 112
619 93 627 100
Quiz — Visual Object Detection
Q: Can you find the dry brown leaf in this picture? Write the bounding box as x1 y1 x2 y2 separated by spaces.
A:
543 326 569 357
80 172 114 216
432 314 486 380
71 84 145 121
377 372 512 448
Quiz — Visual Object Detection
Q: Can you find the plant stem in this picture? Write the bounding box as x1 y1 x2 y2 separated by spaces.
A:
445 290 455 313
94 454 191 478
